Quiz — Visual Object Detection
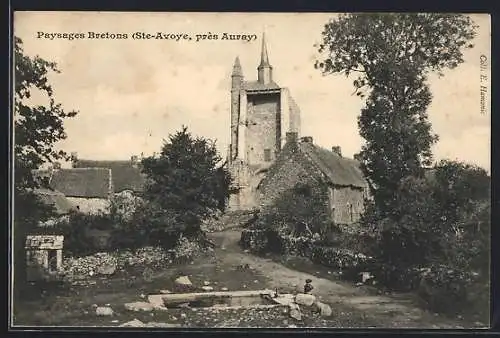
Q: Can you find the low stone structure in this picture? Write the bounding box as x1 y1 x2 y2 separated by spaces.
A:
25 235 64 282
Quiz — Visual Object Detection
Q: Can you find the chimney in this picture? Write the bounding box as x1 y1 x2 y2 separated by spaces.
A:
301 136 313 143
332 146 342 157
286 132 298 144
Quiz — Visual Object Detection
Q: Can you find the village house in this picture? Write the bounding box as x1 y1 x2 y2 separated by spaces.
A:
48 167 113 214
257 132 369 232
34 154 146 215
71 154 146 196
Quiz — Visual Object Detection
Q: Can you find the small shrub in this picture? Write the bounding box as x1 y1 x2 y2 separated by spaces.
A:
417 264 476 314
311 246 375 281
54 210 113 257
240 229 269 253
172 235 202 263
369 262 422 291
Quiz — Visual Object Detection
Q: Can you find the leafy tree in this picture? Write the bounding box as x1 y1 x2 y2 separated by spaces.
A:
139 126 231 247
14 37 77 293
315 14 477 214
364 160 490 288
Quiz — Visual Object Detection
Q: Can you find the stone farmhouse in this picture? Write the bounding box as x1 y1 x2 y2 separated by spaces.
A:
258 132 369 228
227 34 369 227
35 155 145 214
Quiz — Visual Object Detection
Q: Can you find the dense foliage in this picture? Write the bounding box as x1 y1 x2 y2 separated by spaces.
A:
315 14 486 318
259 182 331 236
315 14 477 213
138 126 232 247
14 37 77 292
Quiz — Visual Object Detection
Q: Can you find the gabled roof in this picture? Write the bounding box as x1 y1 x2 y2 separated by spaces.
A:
299 142 367 189
50 168 112 198
34 188 75 215
73 160 145 193
244 80 281 92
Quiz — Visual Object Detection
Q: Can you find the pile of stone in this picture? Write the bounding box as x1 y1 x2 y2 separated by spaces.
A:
62 247 171 281
62 252 118 280
272 293 332 321
115 246 171 267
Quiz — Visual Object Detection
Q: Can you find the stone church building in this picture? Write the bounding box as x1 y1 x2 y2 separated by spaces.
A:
227 34 301 210
227 34 369 226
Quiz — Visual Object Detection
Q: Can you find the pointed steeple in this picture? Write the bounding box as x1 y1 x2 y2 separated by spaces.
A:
259 32 271 68
257 32 273 84
232 56 243 77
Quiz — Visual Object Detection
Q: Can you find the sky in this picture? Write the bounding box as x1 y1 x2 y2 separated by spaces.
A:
14 12 491 171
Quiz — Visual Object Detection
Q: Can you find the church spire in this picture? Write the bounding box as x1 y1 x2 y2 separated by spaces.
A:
259 32 271 68
257 32 273 84
232 56 243 77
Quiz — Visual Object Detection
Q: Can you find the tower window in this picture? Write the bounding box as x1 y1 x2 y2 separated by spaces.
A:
264 149 271 162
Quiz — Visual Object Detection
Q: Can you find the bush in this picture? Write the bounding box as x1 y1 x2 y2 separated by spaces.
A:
54 211 113 257
273 233 315 257
417 264 477 314
172 235 203 263
311 246 375 281
261 182 331 236
240 229 268 253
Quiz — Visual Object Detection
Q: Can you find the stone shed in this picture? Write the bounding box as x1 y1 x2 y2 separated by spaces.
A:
25 235 64 282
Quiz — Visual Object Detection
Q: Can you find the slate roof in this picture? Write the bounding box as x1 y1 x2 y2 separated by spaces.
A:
34 188 75 215
73 160 145 193
50 168 112 198
299 142 367 189
244 81 281 92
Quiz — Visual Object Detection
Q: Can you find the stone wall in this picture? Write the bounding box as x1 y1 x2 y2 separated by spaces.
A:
245 93 281 166
257 146 332 234
328 186 365 225
259 157 313 209
67 197 110 214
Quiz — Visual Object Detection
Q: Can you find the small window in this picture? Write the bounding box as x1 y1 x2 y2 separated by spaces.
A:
264 149 271 162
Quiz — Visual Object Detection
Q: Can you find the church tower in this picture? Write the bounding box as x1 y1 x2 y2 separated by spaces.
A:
227 33 301 210
257 33 273 84
230 56 243 161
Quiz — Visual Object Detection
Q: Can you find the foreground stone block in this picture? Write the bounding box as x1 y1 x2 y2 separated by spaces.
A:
272 294 295 307
147 295 168 310
124 301 155 312
174 276 194 291
295 293 316 307
144 322 182 328
315 301 332 317
119 319 145 327
95 306 114 316
288 303 302 320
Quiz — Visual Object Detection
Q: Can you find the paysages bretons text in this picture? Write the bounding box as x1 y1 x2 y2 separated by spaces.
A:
36 31 258 42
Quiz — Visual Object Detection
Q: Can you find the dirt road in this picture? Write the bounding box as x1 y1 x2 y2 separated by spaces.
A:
208 229 469 329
